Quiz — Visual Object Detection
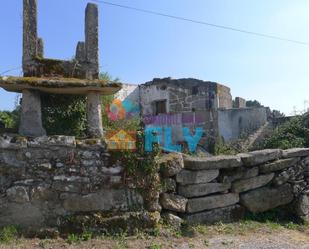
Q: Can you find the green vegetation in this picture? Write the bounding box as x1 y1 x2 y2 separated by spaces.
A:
263 112 309 149
0 109 19 129
0 226 19 244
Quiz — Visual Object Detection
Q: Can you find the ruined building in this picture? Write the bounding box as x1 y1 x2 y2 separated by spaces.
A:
117 78 268 150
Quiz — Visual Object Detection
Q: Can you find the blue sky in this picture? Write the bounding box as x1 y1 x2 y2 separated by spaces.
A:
0 0 308 114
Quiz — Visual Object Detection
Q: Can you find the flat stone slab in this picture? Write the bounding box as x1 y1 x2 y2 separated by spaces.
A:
179 182 231 198
239 149 282 166
0 76 122 95
231 173 274 193
240 184 293 213
159 193 188 213
282 148 309 158
187 193 239 213
185 204 245 225
260 158 299 173
221 167 259 183
184 155 242 170
176 169 219 185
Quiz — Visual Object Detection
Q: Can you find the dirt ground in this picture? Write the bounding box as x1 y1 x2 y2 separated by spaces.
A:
0 222 309 249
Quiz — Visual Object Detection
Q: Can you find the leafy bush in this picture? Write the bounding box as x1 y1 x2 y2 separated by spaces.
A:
0 109 20 129
0 226 19 244
263 112 309 149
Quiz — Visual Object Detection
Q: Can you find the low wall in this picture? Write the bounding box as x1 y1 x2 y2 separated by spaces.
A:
159 148 309 226
0 135 159 235
1 135 308 234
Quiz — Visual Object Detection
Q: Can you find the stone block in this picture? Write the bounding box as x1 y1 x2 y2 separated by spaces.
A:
184 155 242 170
161 212 183 228
231 173 274 193
220 167 259 183
187 193 239 213
179 182 231 198
240 184 294 213
260 158 299 173
28 136 76 148
6 186 29 203
293 194 309 216
159 153 184 177
161 178 177 193
185 204 245 225
159 193 187 213
176 169 219 185
239 149 282 166
282 148 309 158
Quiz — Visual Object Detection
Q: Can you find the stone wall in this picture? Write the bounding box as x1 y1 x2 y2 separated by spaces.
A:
159 148 309 227
0 135 159 235
218 107 267 141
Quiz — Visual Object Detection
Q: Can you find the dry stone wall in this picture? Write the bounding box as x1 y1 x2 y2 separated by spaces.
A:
0 135 159 235
1 135 309 234
159 148 309 227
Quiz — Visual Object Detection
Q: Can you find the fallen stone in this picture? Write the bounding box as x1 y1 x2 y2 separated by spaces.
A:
187 193 239 213
260 158 299 173
231 173 274 193
178 182 231 198
184 155 242 170
220 167 259 183
240 184 294 213
176 169 219 185
161 212 183 228
160 193 188 213
159 153 184 177
185 204 245 225
282 148 309 158
6 186 29 203
239 149 282 166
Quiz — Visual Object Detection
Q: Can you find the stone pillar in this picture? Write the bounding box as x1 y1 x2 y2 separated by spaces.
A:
23 0 38 75
85 3 103 137
85 3 99 80
19 90 46 137
87 92 103 137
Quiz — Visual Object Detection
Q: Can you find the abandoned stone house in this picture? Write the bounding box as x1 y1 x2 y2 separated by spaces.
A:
117 77 268 149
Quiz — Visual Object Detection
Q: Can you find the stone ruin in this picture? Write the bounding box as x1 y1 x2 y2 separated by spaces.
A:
0 0 121 137
0 0 308 236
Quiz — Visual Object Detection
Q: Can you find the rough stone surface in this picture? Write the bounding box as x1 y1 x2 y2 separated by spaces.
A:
63 189 143 212
161 212 183 228
176 169 219 185
178 182 231 198
19 90 46 137
162 178 176 193
239 149 282 166
231 173 274 193
240 184 294 213
260 158 299 173
185 205 245 225
220 167 259 183
6 186 30 203
184 155 242 170
282 148 309 158
293 194 309 216
159 153 184 177
86 92 103 137
160 193 188 213
187 193 239 213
